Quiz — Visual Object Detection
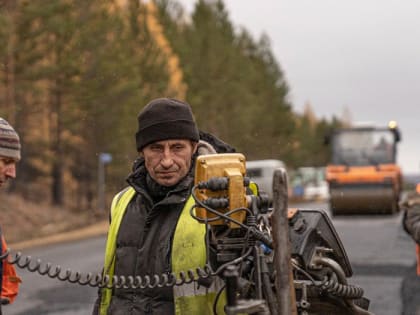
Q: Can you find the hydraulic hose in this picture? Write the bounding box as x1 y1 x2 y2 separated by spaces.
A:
313 256 374 315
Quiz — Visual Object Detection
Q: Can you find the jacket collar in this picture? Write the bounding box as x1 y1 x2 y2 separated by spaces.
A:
126 158 193 203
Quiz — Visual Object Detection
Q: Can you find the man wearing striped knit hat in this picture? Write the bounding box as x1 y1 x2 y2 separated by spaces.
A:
0 117 21 313
0 118 20 187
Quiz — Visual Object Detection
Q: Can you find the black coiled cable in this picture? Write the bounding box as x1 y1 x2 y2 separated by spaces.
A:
319 276 364 299
4 250 215 289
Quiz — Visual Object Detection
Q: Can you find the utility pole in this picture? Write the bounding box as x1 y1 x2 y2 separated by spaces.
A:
97 152 112 212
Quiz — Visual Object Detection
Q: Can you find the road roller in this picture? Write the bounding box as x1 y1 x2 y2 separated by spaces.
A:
325 121 402 215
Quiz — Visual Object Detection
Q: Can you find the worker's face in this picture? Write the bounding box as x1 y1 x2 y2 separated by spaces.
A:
142 139 198 187
0 157 17 188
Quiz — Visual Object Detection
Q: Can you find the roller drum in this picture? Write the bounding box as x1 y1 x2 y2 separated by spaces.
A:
329 183 398 215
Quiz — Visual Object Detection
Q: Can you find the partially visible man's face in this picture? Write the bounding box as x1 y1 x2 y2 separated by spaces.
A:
142 139 198 187
0 157 17 188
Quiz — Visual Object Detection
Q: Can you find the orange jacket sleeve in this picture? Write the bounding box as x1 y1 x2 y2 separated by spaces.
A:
416 244 420 276
1 236 21 304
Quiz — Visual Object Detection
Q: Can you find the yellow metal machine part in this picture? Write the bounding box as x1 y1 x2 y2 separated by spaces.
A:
194 153 247 228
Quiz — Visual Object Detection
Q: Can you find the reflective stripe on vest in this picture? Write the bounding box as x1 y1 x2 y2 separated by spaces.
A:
100 187 225 315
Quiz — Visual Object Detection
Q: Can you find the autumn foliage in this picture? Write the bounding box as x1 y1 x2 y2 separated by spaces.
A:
0 0 341 210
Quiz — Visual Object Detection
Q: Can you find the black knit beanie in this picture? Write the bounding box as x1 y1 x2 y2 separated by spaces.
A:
135 98 200 151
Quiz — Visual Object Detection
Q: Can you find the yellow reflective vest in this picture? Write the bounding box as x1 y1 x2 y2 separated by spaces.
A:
99 187 224 315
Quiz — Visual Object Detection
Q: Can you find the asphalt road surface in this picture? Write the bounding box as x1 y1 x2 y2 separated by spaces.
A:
6 237 105 315
5 201 420 315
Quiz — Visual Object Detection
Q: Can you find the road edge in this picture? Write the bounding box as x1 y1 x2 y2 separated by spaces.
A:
9 220 109 251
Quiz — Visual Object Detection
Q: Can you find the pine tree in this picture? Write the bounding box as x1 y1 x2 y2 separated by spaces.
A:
159 0 295 161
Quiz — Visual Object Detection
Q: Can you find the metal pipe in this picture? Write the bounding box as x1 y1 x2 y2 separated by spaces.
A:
312 256 348 285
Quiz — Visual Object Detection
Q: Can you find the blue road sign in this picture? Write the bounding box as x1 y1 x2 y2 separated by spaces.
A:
99 152 112 164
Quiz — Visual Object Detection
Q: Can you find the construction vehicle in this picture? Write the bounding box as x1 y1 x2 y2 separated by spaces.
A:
325 121 402 215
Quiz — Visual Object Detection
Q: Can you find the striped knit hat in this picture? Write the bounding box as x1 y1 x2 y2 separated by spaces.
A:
0 118 21 161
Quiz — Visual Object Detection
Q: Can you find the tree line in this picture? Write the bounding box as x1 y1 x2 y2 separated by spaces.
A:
0 0 342 211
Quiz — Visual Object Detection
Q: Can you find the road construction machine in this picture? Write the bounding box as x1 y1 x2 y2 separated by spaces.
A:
325 121 402 215
192 153 371 314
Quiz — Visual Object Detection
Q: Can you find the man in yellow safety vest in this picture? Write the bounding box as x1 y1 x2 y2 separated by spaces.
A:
93 98 234 315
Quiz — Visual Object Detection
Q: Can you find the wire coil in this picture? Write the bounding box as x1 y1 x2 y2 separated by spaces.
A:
319 276 364 299
5 250 214 289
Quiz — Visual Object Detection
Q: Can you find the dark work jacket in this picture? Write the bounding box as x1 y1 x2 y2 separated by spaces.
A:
402 191 420 243
107 162 192 315
93 131 235 315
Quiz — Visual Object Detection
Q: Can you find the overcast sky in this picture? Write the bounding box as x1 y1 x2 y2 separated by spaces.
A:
179 0 420 174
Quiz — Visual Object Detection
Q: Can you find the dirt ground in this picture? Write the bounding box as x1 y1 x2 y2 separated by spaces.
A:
0 191 106 244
